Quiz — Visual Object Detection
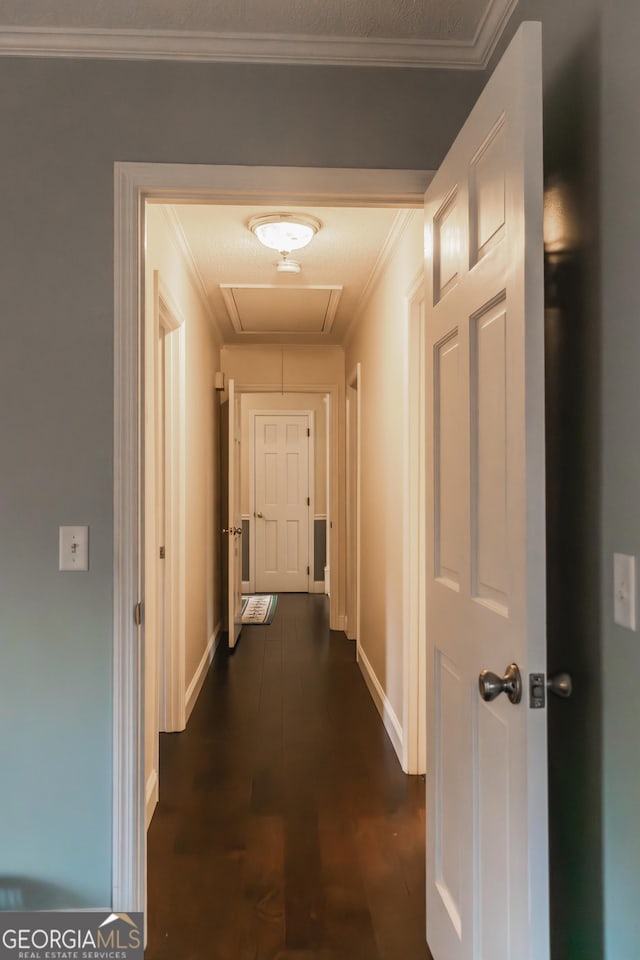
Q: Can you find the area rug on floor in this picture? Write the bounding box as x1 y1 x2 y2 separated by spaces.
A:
241 594 278 625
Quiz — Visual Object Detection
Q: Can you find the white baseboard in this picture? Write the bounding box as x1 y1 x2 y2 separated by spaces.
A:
241 580 252 594
310 580 325 594
45 907 113 913
335 613 347 631
185 621 222 723
145 768 158 829
357 646 404 765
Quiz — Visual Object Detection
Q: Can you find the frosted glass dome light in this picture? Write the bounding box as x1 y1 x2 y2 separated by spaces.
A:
249 213 321 253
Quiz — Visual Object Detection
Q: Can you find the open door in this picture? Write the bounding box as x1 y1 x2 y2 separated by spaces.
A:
425 23 547 960
221 379 243 648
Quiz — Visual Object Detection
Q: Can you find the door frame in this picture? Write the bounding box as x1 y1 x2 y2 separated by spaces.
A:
155 274 187 736
113 163 431 910
346 364 361 655
402 273 427 775
249 408 315 594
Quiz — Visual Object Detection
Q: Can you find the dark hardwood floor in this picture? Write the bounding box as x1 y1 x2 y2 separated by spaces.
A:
146 593 431 960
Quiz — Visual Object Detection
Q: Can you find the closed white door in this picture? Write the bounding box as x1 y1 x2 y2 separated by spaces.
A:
425 22 548 960
254 414 310 592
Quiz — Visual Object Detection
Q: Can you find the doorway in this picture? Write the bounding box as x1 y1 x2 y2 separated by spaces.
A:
113 164 429 911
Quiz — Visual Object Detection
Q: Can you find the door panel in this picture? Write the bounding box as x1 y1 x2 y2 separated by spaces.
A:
255 413 310 592
425 23 547 960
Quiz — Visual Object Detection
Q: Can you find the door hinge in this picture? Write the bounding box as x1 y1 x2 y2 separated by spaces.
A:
159 545 166 559
307 427 310 437
307 565 310 576
134 602 144 627
307 496 310 507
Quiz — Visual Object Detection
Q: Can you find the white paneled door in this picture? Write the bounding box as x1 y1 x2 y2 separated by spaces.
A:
425 23 548 960
254 414 310 593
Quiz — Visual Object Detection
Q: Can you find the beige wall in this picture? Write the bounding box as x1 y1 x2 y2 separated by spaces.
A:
144 204 222 797
240 392 328 516
345 211 424 731
222 345 345 617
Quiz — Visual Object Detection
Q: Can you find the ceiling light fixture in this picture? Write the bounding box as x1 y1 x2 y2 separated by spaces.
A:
276 256 302 275
248 213 321 254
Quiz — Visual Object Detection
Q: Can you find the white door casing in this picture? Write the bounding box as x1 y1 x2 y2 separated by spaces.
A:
346 366 361 648
114 167 430 911
156 276 186 734
404 278 427 776
253 413 311 593
425 22 547 960
225 379 243 648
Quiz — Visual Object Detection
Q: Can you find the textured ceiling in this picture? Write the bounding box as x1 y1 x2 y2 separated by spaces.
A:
164 203 414 344
0 0 492 42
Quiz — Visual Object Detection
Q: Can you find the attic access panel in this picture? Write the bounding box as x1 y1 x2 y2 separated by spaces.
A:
220 284 342 335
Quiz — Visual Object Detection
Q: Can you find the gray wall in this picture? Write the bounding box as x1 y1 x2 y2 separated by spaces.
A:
0 57 482 907
600 5 640 957
496 2 637 957
3 10 639 952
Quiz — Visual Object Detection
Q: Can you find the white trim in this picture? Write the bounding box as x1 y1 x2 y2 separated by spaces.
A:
241 580 252 593
145 769 159 830
185 622 223 723
344 210 416 348
113 162 432 915
310 581 325 594
118 163 431 207
402 274 427 776
160 206 223 345
357 646 404 764
0 5 518 69
113 163 145 914
324 396 331 601
155 275 187 736
335 614 347 631
346 364 361 654
45 907 114 914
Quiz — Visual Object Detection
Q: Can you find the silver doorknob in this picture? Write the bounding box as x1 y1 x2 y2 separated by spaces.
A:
478 663 522 704
256 511 264 518
234 526 243 536
222 527 232 534
547 672 572 698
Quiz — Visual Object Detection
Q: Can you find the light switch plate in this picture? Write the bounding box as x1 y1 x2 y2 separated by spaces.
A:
59 525 89 572
613 552 636 630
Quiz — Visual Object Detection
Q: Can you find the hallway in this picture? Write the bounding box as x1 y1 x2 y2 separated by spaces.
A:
146 594 430 960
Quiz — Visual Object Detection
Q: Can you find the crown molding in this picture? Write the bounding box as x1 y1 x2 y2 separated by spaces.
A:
343 209 418 349
160 205 224 346
0 3 518 69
